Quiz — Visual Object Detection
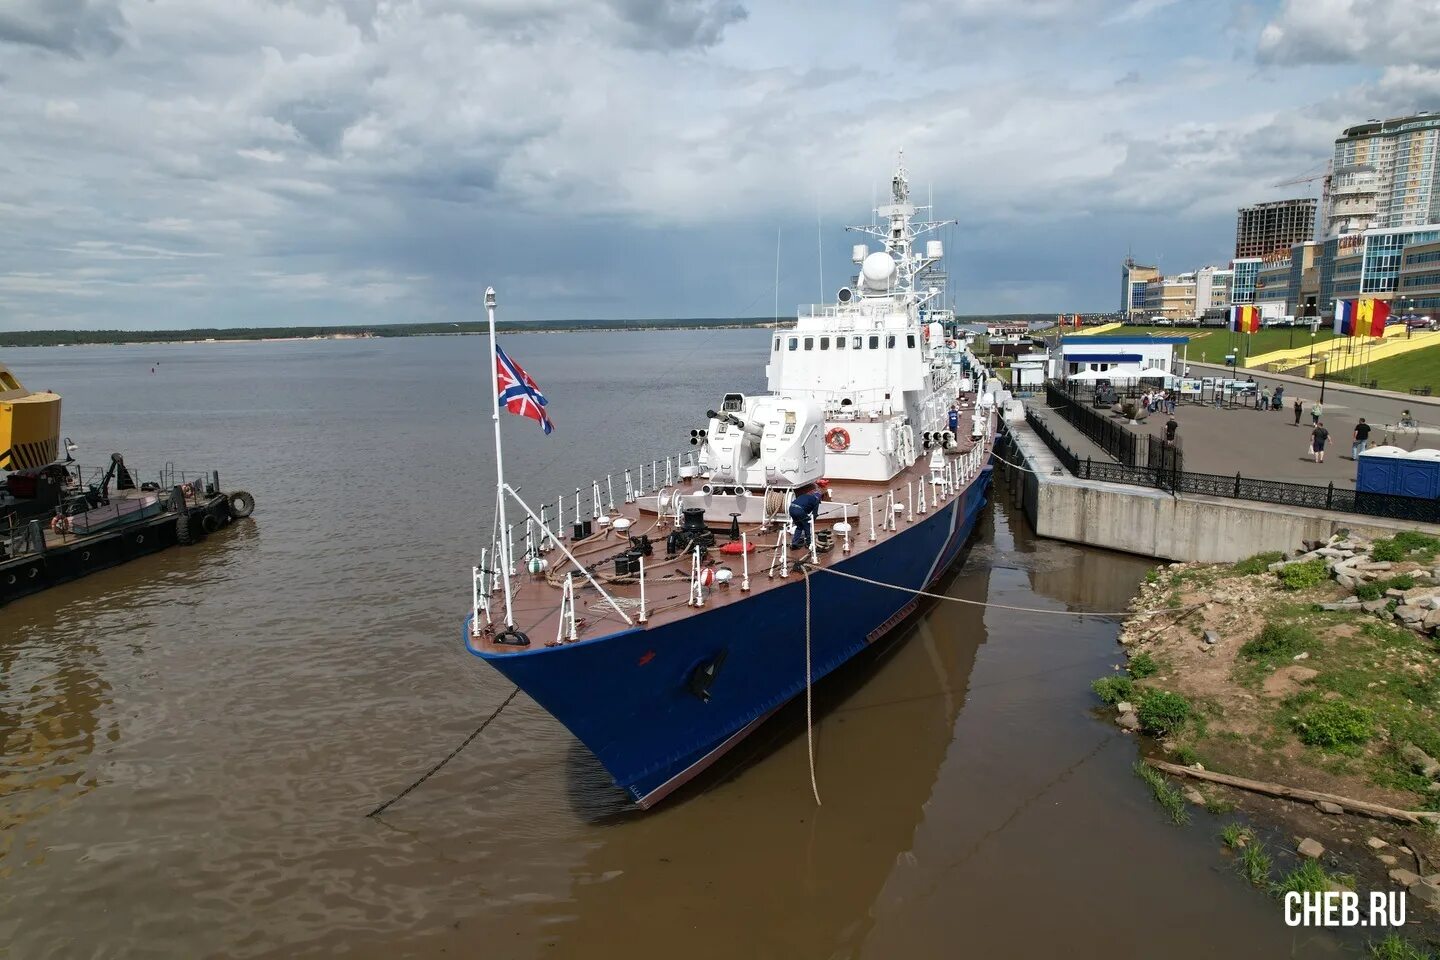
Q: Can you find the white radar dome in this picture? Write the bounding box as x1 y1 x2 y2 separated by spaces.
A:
860 252 897 291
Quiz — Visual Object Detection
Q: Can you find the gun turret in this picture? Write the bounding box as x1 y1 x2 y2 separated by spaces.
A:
706 409 747 431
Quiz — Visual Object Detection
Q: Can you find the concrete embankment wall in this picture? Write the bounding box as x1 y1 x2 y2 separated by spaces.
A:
999 414 1440 563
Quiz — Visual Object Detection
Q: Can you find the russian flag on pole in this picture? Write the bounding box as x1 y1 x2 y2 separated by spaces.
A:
1333 299 1356 336
1356 298 1390 337
1229 305 1260 333
495 344 555 434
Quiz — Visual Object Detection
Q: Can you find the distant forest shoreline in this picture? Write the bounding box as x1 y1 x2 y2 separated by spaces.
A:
1 314 1056 348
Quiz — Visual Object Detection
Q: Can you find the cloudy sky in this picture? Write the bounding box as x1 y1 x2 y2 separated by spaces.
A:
1 0 1437 330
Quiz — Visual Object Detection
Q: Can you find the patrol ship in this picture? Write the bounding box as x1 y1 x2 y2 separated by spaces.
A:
463 156 999 807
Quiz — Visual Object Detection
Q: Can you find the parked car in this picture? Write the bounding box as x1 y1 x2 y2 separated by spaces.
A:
1406 315 1436 330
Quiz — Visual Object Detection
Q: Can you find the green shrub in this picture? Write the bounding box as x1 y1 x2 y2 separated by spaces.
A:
1091 675 1135 705
1292 701 1374 748
1240 621 1312 661
1385 573 1416 591
1371 538 1405 563
1234 551 1284 575
1278 558 1329 590
1137 690 1191 736
1354 582 1383 601
1128 652 1159 679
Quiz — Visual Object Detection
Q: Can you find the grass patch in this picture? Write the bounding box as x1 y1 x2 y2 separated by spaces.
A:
1291 701 1374 748
1233 551 1284 576
1134 761 1189 825
1355 582 1384 601
1220 822 1251 848
1171 744 1200 766
1368 935 1438 960
1273 859 1330 896
1091 675 1134 705
1239 621 1314 664
1205 795 1236 815
1278 558 1329 590
1237 839 1272 887
1136 690 1192 736
1128 652 1159 679
1371 532 1439 564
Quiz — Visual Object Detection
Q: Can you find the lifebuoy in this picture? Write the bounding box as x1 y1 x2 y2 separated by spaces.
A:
825 427 851 452
49 515 71 534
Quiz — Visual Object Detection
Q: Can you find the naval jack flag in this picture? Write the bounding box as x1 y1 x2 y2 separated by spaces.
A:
495 344 555 434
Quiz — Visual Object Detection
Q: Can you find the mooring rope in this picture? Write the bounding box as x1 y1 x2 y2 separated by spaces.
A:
801 569 822 807
366 686 520 818
810 565 1203 617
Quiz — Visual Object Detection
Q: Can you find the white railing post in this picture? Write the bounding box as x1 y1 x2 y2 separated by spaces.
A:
741 532 751 591
906 481 914 522
868 496 877 541
606 474 616 512
591 480 601 519
624 469 635 504
638 556 648 623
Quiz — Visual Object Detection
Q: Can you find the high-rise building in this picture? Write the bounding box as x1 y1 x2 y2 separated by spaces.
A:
1325 112 1440 236
1234 198 1317 258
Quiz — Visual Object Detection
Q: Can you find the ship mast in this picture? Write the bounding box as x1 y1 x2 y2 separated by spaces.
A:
845 150 956 310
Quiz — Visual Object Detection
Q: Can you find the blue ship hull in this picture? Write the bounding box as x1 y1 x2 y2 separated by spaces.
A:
465 464 993 807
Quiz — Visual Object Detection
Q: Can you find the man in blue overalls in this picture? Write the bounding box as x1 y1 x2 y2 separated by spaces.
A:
948 404 960 438
789 480 828 550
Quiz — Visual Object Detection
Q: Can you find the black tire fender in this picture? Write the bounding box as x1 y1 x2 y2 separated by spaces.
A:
227 490 255 519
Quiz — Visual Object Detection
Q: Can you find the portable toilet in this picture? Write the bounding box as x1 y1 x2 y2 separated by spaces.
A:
1357 446 1440 499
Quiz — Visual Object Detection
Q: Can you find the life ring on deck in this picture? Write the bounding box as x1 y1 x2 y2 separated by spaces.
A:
49 515 71 535
825 427 851 452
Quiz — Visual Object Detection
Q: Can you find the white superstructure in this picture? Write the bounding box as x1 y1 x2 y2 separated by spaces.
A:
755 153 962 482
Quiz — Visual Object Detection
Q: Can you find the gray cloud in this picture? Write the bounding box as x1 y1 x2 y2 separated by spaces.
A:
0 0 126 57
1258 0 1440 68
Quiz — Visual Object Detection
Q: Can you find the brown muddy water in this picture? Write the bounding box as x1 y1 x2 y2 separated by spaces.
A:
1 333 1355 958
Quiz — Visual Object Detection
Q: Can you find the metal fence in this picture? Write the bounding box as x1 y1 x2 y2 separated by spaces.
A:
1014 415 1440 524
1044 381 1140 465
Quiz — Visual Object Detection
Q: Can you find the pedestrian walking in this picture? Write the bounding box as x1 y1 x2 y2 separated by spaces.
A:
1311 401 1323 425
1311 420 1330 463
1273 385 1285 409
1293 397 1303 425
1260 386 1271 411
1351 418 1371 460
1165 390 1176 415
1164 415 1178 443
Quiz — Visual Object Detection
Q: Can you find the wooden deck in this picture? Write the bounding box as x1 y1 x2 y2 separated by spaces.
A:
472 398 994 651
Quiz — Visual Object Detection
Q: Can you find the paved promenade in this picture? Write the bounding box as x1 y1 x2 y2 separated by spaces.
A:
1129 389 1439 488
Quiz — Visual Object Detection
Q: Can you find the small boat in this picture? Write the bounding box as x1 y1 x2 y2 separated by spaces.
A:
0 359 257 606
462 155 1001 807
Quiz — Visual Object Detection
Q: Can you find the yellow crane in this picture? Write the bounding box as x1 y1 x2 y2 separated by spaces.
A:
0 361 61 470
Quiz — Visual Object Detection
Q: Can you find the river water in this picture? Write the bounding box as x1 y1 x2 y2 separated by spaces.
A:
1 332 1351 958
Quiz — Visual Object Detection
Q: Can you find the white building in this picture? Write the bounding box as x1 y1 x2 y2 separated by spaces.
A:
1052 335 1188 383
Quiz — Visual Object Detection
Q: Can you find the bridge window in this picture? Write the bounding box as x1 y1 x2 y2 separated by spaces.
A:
886 335 896 348
836 337 847 350
907 334 916 348
819 336 830 350
788 337 798 351
852 336 863 349
773 337 780 352
803 337 814 350
868 335 879 349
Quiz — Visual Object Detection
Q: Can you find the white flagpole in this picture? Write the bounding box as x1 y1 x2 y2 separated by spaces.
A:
486 287 516 629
